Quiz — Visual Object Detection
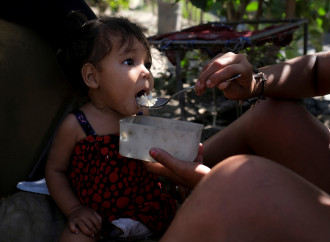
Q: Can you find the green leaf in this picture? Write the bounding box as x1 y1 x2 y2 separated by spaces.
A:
318 7 326 16
316 18 323 28
246 1 258 12
189 0 209 11
285 49 299 59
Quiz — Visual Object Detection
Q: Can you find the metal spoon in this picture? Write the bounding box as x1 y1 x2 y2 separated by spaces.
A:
141 74 241 109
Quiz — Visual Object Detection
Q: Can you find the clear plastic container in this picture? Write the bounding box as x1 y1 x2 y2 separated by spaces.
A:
119 116 203 162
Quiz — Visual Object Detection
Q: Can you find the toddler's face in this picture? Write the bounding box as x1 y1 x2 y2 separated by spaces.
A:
93 37 154 116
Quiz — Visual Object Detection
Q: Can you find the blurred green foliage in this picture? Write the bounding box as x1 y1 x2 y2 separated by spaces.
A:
158 0 330 94
188 0 329 52
88 0 330 88
87 0 129 13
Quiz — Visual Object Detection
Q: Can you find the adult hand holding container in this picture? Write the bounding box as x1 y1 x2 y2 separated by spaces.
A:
119 116 203 162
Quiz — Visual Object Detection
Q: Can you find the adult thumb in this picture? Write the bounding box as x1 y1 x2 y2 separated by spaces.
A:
150 148 174 167
150 147 196 174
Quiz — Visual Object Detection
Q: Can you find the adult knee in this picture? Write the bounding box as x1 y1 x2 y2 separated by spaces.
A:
247 98 303 130
211 154 269 182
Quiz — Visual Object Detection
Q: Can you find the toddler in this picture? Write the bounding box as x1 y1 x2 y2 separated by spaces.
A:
45 11 177 241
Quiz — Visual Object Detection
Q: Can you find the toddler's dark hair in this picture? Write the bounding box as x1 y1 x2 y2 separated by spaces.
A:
57 11 151 94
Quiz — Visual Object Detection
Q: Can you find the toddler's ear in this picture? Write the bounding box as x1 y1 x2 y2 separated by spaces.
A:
82 63 98 88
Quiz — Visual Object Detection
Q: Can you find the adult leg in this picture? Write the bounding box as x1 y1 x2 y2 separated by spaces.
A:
203 98 330 192
160 155 330 242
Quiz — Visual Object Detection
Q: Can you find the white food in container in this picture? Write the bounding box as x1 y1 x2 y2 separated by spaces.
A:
119 116 203 162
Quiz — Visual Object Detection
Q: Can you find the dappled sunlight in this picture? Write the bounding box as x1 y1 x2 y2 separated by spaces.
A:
280 64 292 83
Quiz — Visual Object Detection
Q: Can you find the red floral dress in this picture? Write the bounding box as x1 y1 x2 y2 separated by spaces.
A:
68 110 177 235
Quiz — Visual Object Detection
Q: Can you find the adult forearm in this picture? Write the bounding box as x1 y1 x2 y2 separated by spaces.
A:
260 51 330 99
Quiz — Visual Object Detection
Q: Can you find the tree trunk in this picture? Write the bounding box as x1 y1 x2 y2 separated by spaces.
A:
185 0 192 22
285 0 296 19
200 9 203 24
235 0 251 20
226 1 235 21
254 0 264 30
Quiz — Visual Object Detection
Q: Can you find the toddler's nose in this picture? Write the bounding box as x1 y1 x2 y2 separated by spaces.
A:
141 66 151 79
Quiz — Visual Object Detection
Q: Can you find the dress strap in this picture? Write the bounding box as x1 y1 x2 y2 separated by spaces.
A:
71 109 96 136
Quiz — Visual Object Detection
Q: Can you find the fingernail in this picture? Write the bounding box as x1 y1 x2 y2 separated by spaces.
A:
206 79 212 87
219 82 229 90
149 148 158 158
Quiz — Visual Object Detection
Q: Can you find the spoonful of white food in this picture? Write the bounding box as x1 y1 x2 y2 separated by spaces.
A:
137 74 241 109
136 93 157 108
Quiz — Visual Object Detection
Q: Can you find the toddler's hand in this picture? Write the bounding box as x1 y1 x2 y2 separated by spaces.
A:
67 205 102 238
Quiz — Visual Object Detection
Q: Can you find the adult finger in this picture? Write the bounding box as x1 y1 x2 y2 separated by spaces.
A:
195 53 225 95
194 143 204 164
196 53 242 94
143 159 191 187
149 148 210 188
149 148 189 173
142 160 172 177
203 62 244 89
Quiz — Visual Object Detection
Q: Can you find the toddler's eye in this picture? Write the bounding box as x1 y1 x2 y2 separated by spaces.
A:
123 58 134 65
145 62 152 70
